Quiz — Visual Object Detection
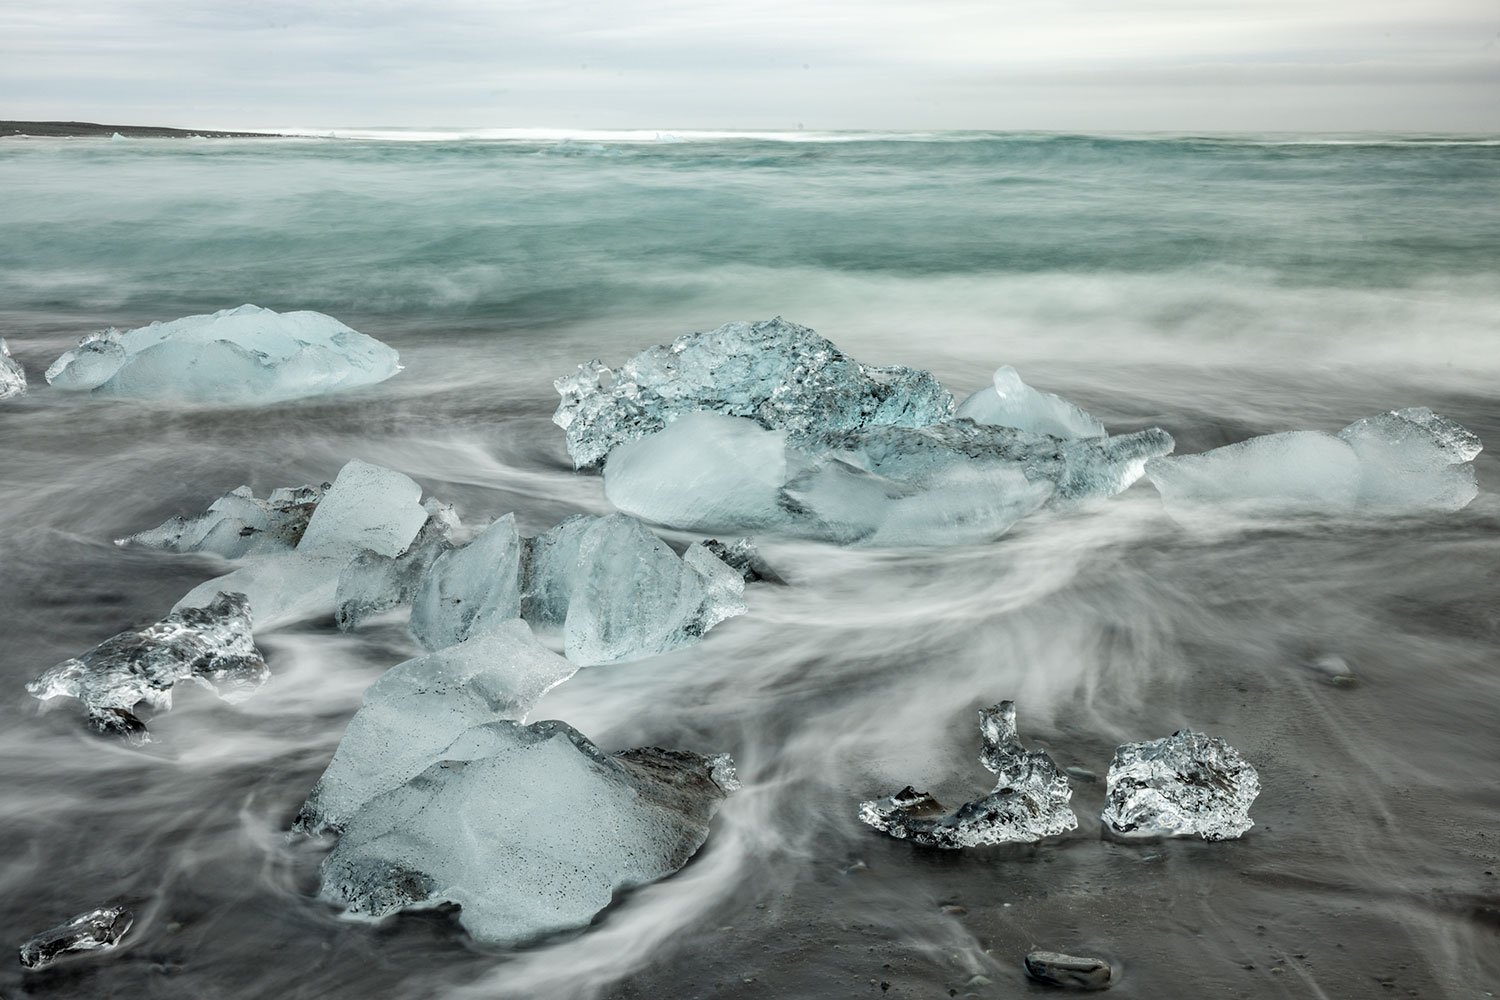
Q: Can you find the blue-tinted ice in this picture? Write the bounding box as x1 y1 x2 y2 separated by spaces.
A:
0 337 26 399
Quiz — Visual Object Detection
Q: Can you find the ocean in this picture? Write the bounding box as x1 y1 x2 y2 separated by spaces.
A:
0 130 1497 998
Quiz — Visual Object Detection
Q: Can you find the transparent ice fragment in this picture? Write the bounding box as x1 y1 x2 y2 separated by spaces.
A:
335 499 461 631
859 702 1078 848
116 483 327 559
1100 730 1260 841
27 592 268 741
1337 407 1482 512
0 337 27 399
295 619 576 836
695 538 780 584
18 906 133 970
955 366 1107 439
43 304 400 404
408 513 525 650
317 720 736 945
554 318 953 468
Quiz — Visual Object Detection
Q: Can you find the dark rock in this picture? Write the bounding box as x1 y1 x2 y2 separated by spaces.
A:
1024 950 1112 990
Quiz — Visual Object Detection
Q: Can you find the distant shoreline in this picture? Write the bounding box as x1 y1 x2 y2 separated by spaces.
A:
1 121 282 139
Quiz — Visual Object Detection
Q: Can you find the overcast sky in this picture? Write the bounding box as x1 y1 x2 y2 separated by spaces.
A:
3 0 1497 131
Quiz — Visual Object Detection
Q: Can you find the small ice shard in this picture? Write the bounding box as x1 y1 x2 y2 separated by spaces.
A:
117 483 327 559
955 366 1107 440
335 499 460 631
0 337 27 399
1146 408 1482 515
174 460 430 631
696 538 780 584
1310 653 1356 687
407 513 526 650
295 619 577 836
1024 950 1113 990
44 305 400 404
1100 730 1260 841
555 318 953 468
858 702 1077 848
316 720 737 945
18 906 133 970
27 592 268 740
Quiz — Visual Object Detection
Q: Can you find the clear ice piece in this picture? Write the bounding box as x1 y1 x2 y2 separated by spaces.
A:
858 702 1078 848
335 499 460 631
1100 730 1260 841
44 305 400 404
18 907 133 970
554 318 953 468
317 720 736 945
295 619 577 835
27 592 268 740
407 513 526 650
1337 406 1482 512
116 483 327 559
955 366 1107 439
0 337 26 399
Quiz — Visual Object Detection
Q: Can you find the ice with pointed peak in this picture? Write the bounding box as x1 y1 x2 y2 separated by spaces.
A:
316 719 736 945
859 702 1078 848
296 619 577 835
18 907 133 970
408 513 526 650
955 366 1107 439
554 318 953 468
44 305 400 404
0 337 26 399
27 592 268 740
117 483 327 559
1146 408 1481 515
1101 730 1260 841
335 499 461 630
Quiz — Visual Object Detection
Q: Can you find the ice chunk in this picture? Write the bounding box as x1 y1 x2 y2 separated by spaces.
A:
407 513 525 650
117 483 327 558
27 592 268 740
317 719 736 945
955 366 1107 439
0 337 26 399
555 318 953 468
1024 950 1113 990
1147 409 1482 515
18 907 133 970
1100 730 1260 841
335 499 460 631
695 538 780 584
296 619 576 835
44 305 400 404
859 702 1077 848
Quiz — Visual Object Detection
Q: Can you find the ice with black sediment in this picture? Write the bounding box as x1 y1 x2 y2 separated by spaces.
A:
44 304 400 404
1146 407 1482 515
334 499 461 631
0 337 26 399
858 702 1078 848
315 717 738 945
117 483 327 559
26 592 268 740
407 512 526 650
1100 730 1260 841
18 906 133 970
554 317 954 468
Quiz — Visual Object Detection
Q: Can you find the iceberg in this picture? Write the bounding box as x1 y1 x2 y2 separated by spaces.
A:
407 513 525 650
18 907 133 970
554 318 953 468
1100 730 1260 841
27 592 268 740
44 305 400 404
955 366 1107 439
316 719 737 945
296 619 577 836
334 499 460 631
0 337 26 399
117 483 327 559
1146 408 1481 515
858 702 1077 848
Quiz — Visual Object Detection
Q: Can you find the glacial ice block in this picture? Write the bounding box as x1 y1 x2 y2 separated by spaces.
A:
27 592 268 740
335 499 460 631
0 337 26 399
859 702 1077 848
407 513 525 650
117 483 327 559
296 619 577 836
1146 408 1482 515
317 720 737 945
44 305 400 404
18 907 133 970
554 317 953 468
1100 730 1259 841
955 366 1107 439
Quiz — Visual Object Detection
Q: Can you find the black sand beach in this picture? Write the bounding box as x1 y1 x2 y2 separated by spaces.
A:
2 121 280 138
